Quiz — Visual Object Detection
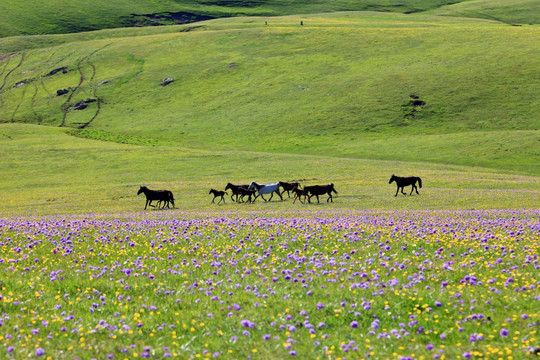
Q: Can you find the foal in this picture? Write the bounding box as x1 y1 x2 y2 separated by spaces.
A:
291 186 307 204
236 187 256 203
209 189 227 204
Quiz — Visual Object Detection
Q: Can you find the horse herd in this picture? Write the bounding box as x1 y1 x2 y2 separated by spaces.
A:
137 175 422 209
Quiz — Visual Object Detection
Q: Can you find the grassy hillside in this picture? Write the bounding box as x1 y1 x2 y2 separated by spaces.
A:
429 0 540 25
1 13 538 176
1 0 538 38
0 0 466 38
0 12 539 216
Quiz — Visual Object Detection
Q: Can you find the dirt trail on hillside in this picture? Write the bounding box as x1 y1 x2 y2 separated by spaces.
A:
0 53 24 92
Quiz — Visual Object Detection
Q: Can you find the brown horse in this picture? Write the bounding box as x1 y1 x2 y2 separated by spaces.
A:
278 181 300 198
236 187 256 203
304 184 338 203
291 186 307 204
225 183 250 202
209 189 227 204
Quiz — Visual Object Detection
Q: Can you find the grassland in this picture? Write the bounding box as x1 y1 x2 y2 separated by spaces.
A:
0 0 470 38
0 9 539 216
429 0 540 25
0 123 538 217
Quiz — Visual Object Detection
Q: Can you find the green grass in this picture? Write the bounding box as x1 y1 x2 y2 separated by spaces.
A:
1 0 539 38
0 123 538 217
0 0 472 38
0 12 539 216
1 13 538 176
429 0 540 25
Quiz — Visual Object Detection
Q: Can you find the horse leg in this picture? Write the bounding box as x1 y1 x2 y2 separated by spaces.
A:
268 193 274 202
415 183 419 194
328 194 333 202
401 186 406 195
277 190 283 201
252 194 259 203
261 194 267 202
221 195 225 204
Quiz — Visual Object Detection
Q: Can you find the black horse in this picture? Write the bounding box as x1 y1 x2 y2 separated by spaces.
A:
224 183 250 202
278 181 300 198
389 174 422 196
304 184 337 203
209 189 227 204
137 186 175 210
236 187 256 203
156 191 175 209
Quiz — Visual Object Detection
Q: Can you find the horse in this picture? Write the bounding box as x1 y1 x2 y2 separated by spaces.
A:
278 181 300 198
304 184 338 203
137 186 175 210
156 191 175 209
291 186 307 204
389 174 422 196
209 189 227 204
248 182 283 203
236 187 256 203
225 183 250 202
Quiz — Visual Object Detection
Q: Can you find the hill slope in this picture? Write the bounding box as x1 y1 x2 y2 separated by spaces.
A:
429 0 540 25
0 0 503 38
0 13 538 175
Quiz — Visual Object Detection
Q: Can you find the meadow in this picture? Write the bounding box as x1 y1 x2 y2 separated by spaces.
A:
0 123 539 217
1 2 539 359
0 0 483 38
0 210 538 359
0 12 538 210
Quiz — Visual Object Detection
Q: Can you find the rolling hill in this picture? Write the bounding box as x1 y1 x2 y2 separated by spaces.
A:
0 0 469 38
1 13 538 172
0 2 538 215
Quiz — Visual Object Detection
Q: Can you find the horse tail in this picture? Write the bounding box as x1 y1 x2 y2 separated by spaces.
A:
169 191 175 207
417 177 422 188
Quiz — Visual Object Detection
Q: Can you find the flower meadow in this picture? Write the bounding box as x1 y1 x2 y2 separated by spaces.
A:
0 210 539 360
